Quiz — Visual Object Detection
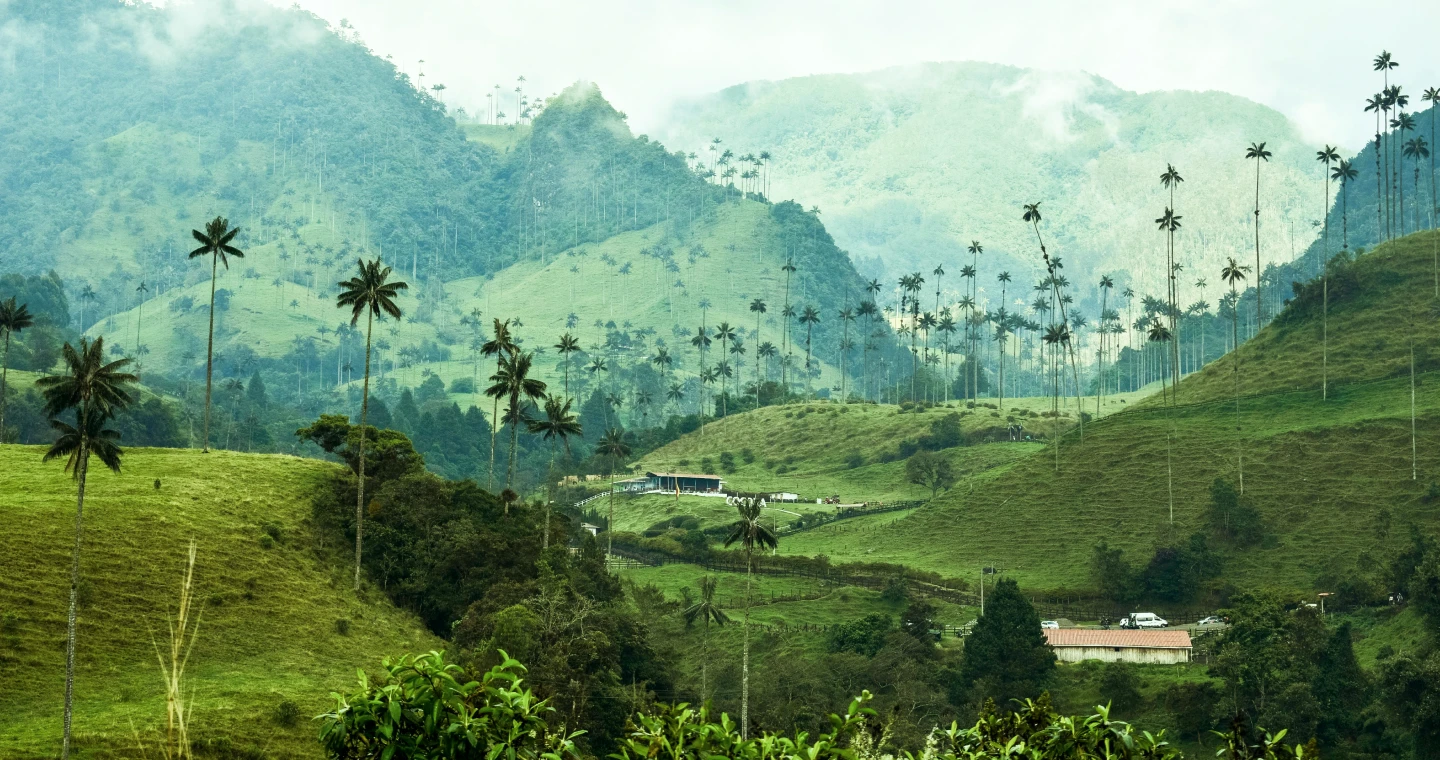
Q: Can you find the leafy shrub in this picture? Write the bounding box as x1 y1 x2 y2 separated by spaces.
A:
258 534 275 550
334 618 351 636
448 377 476 394
740 448 755 464
718 451 737 473
1098 662 1144 714
845 451 865 469
274 699 301 727
261 521 285 544
827 613 893 657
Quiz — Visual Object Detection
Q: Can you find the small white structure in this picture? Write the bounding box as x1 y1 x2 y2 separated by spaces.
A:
1043 629 1192 665
770 492 800 502
580 523 600 537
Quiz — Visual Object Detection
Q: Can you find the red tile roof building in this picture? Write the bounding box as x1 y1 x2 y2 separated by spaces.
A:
1042 629 1192 664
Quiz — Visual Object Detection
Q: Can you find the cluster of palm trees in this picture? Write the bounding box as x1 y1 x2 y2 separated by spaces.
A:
697 138 772 200
1365 53 1436 246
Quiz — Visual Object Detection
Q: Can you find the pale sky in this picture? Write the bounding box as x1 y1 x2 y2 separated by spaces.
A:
273 0 1437 152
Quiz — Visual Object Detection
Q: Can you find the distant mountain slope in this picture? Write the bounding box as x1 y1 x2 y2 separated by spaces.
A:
0 446 434 758
660 62 1325 301
797 231 1440 595
0 0 504 283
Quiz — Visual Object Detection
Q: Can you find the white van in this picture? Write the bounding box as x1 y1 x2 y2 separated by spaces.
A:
1119 612 1168 629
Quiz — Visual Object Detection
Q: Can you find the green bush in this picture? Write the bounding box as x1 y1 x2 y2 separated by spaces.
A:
274 699 301 727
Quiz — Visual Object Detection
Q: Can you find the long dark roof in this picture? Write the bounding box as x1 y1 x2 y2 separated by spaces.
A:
646 471 723 479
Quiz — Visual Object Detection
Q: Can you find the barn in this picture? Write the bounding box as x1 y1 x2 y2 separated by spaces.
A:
645 472 725 494
1042 629 1192 664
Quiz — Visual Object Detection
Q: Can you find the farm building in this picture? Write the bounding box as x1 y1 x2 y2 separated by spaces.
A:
645 472 725 494
1042 629 1192 664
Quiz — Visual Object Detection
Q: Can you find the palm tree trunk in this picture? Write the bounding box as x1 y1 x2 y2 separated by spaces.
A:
607 462 616 556
203 255 218 453
741 550 752 740
508 400 520 491
60 444 89 760
489 393 500 491
1 331 10 436
1254 161 1263 331
355 311 372 592
1232 300 1243 494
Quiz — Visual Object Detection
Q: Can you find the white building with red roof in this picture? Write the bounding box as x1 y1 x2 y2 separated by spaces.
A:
1042 628 1192 665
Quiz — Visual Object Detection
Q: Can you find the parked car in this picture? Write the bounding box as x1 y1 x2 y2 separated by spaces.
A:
1040 620 1059 629
1197 615 1225 626
1119 612 1169 629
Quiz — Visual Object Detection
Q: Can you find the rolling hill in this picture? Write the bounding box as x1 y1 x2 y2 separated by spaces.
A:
790 230 1440 595
0 446 434 758
659 61 1327 301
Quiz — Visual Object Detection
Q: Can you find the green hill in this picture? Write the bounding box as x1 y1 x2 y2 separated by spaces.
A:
659 61 1325 297
789 232 1440 595
0 445 434 758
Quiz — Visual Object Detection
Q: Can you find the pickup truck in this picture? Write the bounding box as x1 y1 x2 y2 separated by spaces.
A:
1119 612 1169 629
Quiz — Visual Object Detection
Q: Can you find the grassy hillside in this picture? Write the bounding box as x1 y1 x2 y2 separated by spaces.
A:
632 389 1154 505
93 200 891 422
660 61 1324 299
0 446 435 758
792 233 1440 594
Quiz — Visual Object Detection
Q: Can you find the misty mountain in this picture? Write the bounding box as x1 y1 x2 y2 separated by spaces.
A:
660 61 1328 308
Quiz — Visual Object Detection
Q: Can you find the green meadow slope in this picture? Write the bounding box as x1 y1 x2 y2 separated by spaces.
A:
94 200 873 411
0 446 435 759
798 232 1440 594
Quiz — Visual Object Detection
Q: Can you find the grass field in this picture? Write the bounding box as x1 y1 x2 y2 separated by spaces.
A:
0 445 434 759
92 200 855 428
773 233 1440 595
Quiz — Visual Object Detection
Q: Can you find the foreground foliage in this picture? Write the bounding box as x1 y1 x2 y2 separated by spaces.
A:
323 652 1315 759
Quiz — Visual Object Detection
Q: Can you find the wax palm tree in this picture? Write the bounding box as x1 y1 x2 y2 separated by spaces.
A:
187 216 243 453
724 495 778 740
554 332 580 397
0 297 35 435
779 304 796 390
1221 257 1249 493
1332 159 1359 251
1396 113 1418 234
596 428 629 555
1095 276 1114 414
714 322 736 416
651 347 673 384
528 395 581 549
1404 136 1429 235
491 351 547 490
749 298 766 406
780 260 797 388
336 258 408 590
838 307 855 402
36 336 135 760
1366 93 1387 237
666 382 685 415
1243 143 1272 330
698 366 716 428
1425 87 1440 232
1154 207 1183 396
799 306 820 396
683 575 730 702
690 325 712 386
757 341 778 386
1023 202 1083 441
482 319 516 489
993 323 1009 412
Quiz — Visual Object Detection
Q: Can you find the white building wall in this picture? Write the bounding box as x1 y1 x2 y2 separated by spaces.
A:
1053 646 1190 665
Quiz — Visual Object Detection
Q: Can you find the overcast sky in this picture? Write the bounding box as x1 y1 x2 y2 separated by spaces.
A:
274 0 1437 152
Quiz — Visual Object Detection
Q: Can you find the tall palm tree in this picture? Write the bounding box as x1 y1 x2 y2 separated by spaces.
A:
336 258 407 590
1095 276 1114 415
780 259 796 388
36 336 134 760
491 351 547 490
838 307 855 402
1366 93 1387 238
596 428 630 555
1154 206 1183 397
0 297 35 435
482 319 516 490
683 575 730 703
1022 202 1083 442
967 241 984 400
724 495 778 740
1244 143 1272 330
1425 87 1439 233
1404 136 1429 235
666 382 685 415
1375 52 1399 236
187 216 243 453
799 306 820 396
554 332 580 398
749 298 766 406
1146 317 1176 523
528 395 581 549
714 322 735 416
1332 160 1359 251
1159 165 1184 386
1221 257 1249 494
698 366 716 430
